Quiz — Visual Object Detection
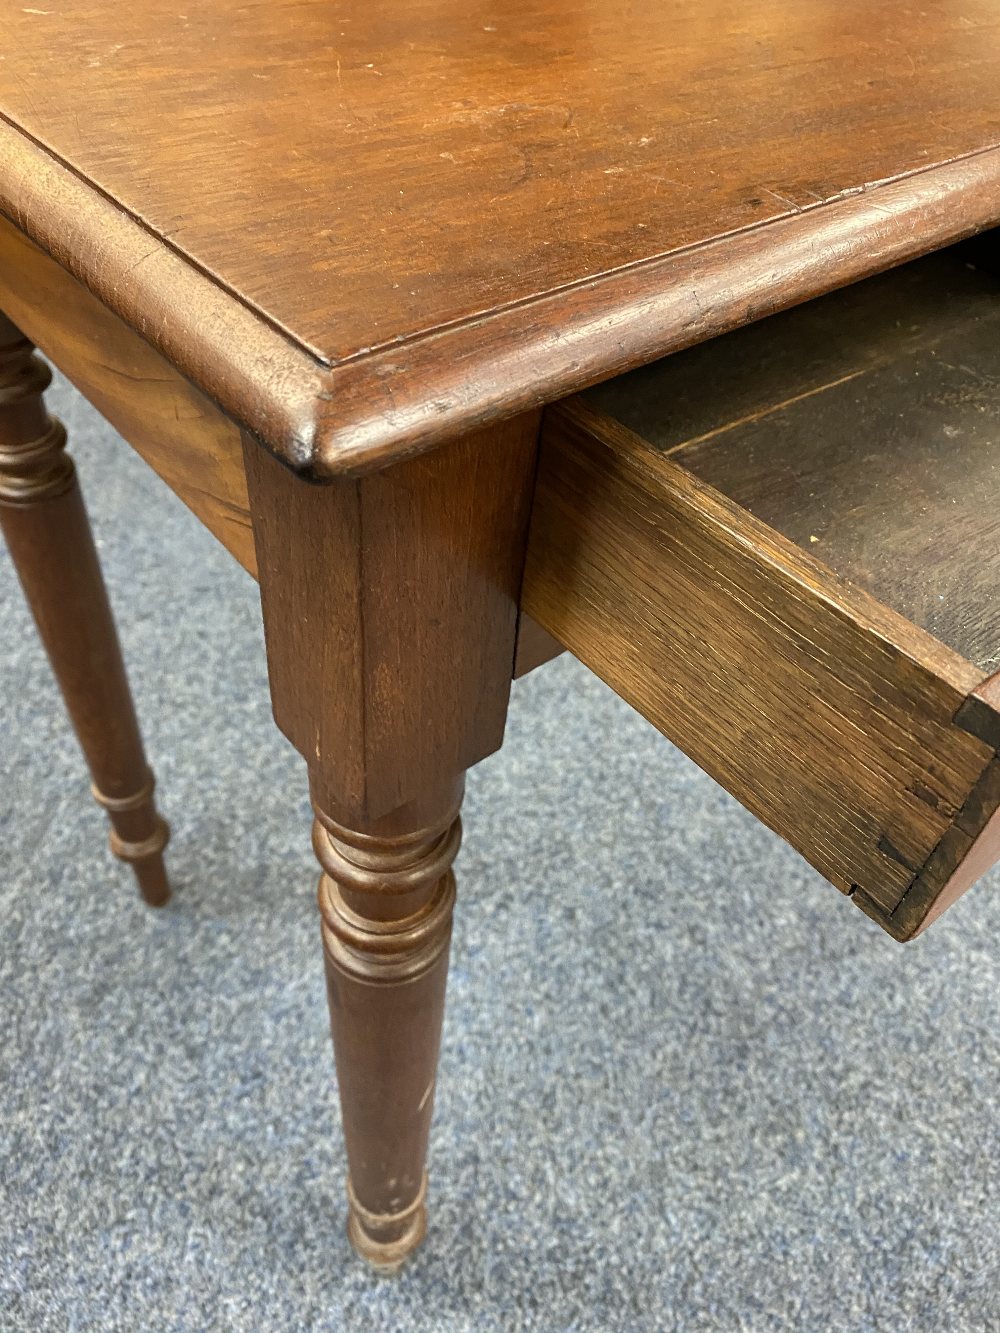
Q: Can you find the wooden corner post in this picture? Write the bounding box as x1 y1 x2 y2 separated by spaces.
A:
243 413 540 1268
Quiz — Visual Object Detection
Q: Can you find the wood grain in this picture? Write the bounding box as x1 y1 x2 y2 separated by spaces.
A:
862 670 1000 937
246 414 539 1264
0 214 254 573
587 247 1000 673
245 414 540 822
0 315 170 905
314 776 463 1269
2 2 1000 473
522 400 1000 934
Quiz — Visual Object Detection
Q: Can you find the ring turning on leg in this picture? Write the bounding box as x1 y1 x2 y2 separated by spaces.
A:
0 313 171 905
313 776 463 1270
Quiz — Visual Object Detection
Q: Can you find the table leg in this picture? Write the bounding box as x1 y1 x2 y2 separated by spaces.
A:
244 413 540 1267
313 770 462 1270
0 313 170 905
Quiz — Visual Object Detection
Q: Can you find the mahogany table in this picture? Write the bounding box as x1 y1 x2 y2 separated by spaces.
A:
2 0 1000 1272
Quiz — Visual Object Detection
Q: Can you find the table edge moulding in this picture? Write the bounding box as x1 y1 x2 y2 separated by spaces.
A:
2 119 1000 477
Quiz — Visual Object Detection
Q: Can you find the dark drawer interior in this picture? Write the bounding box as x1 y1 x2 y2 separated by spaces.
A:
587 245 1000 673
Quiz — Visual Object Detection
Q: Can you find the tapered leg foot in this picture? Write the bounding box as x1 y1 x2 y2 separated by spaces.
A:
0 313 171 904
312 773 462 1270
92 780 171 907
346 1171 428 1273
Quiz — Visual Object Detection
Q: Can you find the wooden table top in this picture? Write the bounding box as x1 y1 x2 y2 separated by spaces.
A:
2 0 1000 475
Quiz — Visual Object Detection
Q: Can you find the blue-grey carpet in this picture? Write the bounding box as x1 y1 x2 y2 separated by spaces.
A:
1 373 999 1332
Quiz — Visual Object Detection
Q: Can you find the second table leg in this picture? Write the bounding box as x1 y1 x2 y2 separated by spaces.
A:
0 313 170 905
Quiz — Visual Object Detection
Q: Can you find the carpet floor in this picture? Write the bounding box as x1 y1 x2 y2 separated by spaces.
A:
1 373 999 1332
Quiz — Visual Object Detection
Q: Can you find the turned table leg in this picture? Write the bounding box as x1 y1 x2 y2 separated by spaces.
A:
313 772 463 1269
0 314 170 905
244 411 540 1266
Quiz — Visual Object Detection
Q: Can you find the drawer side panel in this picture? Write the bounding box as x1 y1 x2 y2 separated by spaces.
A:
523 402 994 929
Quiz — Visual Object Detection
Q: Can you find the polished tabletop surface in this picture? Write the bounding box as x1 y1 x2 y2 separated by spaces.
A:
2 0 1000 473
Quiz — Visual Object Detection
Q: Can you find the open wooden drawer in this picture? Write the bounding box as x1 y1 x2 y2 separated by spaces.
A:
522 244 1000 941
